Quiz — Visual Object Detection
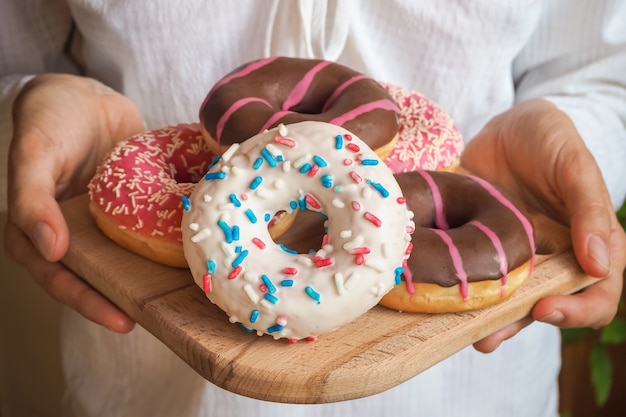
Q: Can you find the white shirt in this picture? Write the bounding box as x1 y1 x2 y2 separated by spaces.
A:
1 1 625 416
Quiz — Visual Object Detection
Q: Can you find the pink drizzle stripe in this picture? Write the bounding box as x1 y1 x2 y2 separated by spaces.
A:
402 258 415 294
431 229 469 300
468 220 508 282
329 99 398 127
216 97 271 142
321 75 368 112
468 176 536 273
200 57 277 108
282 61 332 111
259 110 294 133
416 169 449 230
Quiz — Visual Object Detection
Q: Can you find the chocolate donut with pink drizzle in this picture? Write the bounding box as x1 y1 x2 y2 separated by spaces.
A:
199 57 399 158
380 170 536 313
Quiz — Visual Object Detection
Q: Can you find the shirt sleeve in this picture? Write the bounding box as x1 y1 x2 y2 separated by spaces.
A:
513 0 626 210
0 0 80 212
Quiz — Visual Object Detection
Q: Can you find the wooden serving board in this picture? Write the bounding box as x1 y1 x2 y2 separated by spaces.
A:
60 194 597 404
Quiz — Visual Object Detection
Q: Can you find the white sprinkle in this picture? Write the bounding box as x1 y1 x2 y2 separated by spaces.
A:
364 258 386 272
297 256 313 266
339 230 352 238
220 241 234 258
293 154 311 169
203 194 212 203
231 166 243 176
222 143 240 161
276 315 288 326
381 242 390 258
344 271 359 290
361 186 372 199
243 284 260 303
273 179 285 189
278 123 288 136
323 244 334 253
260 299 275 309
343 235 364 251
334 272 346 295
265 143 282 159
282 160 292 173
189 223 199 231
190 228 212 243
218 202 237 210
255 188 273 199
332 198 345 208
244 272 260 283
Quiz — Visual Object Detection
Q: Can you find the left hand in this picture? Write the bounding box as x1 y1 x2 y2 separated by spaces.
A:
460 99 626 353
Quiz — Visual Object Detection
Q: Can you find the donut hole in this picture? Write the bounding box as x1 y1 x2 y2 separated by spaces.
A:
271 209 327 254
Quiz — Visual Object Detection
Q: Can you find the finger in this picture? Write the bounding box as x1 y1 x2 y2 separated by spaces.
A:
5 221 135 333
472 316 534 353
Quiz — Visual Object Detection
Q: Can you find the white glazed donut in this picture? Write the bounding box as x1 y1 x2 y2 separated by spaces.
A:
181 121 414 342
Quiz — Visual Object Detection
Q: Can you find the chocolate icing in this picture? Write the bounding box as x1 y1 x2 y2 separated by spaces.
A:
199 57 399 149
395 171 535 287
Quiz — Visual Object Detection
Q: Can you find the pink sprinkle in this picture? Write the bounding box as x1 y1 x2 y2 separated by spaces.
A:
202 274 212 293
288 338 298 345
405 242 413 255
348 247 371 255
240 193 248 201
355 254 365 265
406 225 415 233
402 258 415 294
343 158 353 166
305 336 318 342
313 257 333 268
346 143 360 153
364 212 382 227
305 194 321 209
274 136 296 147
259 284 268 293
283 267 298 275
351 201 361 211
252 237 266 249
349 171 363 184
322 233 330 246
397 196 406 204
308 164 320 177
228 266 242 279
344 134 352 141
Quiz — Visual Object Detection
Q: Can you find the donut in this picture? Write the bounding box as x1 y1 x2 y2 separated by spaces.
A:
88 124 215 268
199 57 400 160
181 121 414 341
379 170 535 313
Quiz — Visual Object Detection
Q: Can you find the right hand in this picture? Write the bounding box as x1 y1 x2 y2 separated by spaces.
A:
5 73 145 332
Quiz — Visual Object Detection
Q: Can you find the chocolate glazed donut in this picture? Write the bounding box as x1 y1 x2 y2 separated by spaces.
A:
380 170 536 313
199 57 399 158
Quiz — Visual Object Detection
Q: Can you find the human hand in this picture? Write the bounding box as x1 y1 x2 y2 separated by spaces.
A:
460 99 626 353
5 73 145 333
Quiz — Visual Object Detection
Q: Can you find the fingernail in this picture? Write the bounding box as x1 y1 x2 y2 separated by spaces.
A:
32 221 55 260
538 310 564 325
588 234 610 274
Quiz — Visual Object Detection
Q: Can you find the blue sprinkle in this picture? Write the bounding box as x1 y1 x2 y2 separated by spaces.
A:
335 134 343 149
253 157 264 170
279 244 297 254
289 200 298 211
264 213 271 222
235 246 242 253
299 162 312 174
205 171 227 181
264 293 279 304
207 259 216 274
207 155 221 170
313 155 328 167
249 176 263 190
361 159 379 166
231 249 248 267
229 193 241 207
277 155 284 162
280 279 294 287
267 324 284 333
366 179 390 198
394 267 404 285
298 196 307 210
260 148 277 167
321 174 333 189
250 309 259 323
245 208 257 224
217 220 233 243
305 286 321 304
261 274 277 294
181 195 191 211
232 225 240 241
239 324 254 332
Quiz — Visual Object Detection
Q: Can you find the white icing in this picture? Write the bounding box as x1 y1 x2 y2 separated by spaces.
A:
182 121 413 341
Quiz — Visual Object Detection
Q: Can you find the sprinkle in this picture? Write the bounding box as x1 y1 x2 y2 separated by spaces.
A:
260 148 277 167
278 123 288 136
344 134 352 141
244 272 259 283
191 228 212 243
231 249 249 267
339 230 352 239
321 174 333 188
264 293 279 304
313 256 333 268
280 279 294 287
202 274 212 292
261 274 277 293
364 212 382 227
343 235 364 250
244 284 260 303
355 254 365 265
253 157 263 170
250 310 260 323
229 194 242 207
334 272 346 295
293 154 310 168
351 201 361 211
267 324 284 333
252 237 266 249
188 223 199 231
305 286 321 304
307 164 320 177
232 225 240 241
366 179 390 198
228 265 243 279
343 158 353 166
235 246 242 253
289 200 298 211
207 259 216 274
299 163 312 174
313 155 328 167
264 213 271 222
279 244 298 254
203 194 212 203
181 195 191 211
305 194 321 210
245 208 258 223
360 159 379 166
239 324 254 332
346 143 360 152
349 171 363 184
276 315 288 326
283 267 298 275
274 135 296 147
207 155 221 169
249 176 263 190
332 198 345 208
348 247 371 255
335 134 343 149
394 267 404 285
204 171 226 180
222 143 240 161
282 160 292 172
397 196 406 204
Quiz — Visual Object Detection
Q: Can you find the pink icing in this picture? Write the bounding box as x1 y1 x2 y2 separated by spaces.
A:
416 169 449 230
282 61 332 110
322 75 368 112
430 229 469 300
329 99 399 127
217 97 272 142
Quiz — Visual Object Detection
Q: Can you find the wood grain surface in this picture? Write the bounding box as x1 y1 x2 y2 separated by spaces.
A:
60 194 598 404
